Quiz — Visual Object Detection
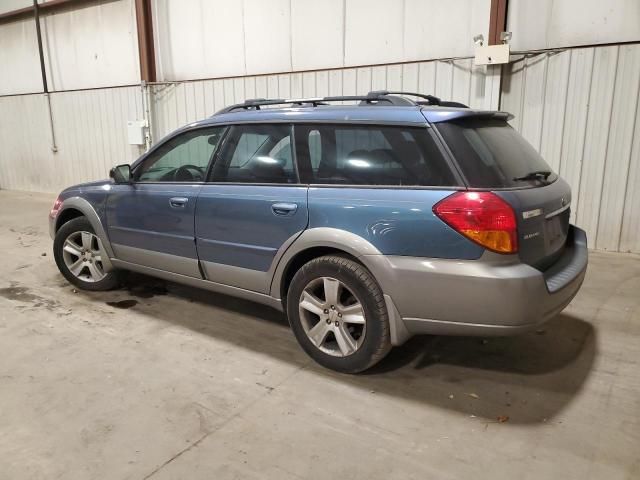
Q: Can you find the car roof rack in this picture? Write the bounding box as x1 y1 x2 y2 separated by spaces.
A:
375 90 470 108
215 90 468 114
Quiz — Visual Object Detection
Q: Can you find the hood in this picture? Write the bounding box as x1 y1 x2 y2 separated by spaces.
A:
62 179 111 194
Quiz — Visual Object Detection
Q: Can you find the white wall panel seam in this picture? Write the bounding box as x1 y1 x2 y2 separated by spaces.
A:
557 50 573 175
517 58 527 132
537 55 549 152
571 48 596 223
593 47 620 248
617 77 640 251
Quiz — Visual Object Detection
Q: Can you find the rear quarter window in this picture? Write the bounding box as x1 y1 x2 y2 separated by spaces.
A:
295 124 458 187
435 118 557 188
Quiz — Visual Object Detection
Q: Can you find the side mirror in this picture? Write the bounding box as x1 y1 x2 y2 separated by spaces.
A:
109 164 131 184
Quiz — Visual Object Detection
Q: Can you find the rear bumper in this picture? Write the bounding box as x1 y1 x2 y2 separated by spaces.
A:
364 225 588 343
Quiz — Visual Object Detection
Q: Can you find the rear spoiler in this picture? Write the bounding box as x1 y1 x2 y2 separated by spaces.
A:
422 108 514 123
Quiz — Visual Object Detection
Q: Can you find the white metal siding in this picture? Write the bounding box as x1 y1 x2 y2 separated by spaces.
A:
152 0 490 81
502 44 640 253
0 87 144 192
508 0 640 52
0 0 31 15
150 58 487 140
1 44 638 254
0 0 140 95
41 0 140 91
0 18 43 95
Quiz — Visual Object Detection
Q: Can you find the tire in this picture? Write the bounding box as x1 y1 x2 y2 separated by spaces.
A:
53 217 120 291
286 255 391 373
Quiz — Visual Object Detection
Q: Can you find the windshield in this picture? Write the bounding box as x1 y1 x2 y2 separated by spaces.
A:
435 118 557 188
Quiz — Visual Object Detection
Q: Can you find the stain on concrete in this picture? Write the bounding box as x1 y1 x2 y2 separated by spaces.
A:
0 285 38 302
128 282 168 299
115 273 169 299
106 299 138 309
0 283 59 310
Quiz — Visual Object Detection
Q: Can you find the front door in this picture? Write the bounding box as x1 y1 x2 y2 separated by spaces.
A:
106 126 226 277
195 124 308 293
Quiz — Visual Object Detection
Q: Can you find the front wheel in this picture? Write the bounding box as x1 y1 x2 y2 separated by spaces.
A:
286 255 391 373
53 217 119 291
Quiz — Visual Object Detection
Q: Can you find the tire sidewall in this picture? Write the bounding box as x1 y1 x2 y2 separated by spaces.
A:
287 256 389 373
53 217 118 291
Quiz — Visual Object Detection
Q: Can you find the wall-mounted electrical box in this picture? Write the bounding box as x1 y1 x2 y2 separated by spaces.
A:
474 44 510 66
127 120 147 145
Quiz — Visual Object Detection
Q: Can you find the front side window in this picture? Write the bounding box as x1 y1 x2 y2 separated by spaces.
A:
134 127 225 182
294 124 457 186
210 124 296 184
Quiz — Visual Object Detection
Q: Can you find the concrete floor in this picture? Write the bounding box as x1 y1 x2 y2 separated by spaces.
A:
0 189 639 480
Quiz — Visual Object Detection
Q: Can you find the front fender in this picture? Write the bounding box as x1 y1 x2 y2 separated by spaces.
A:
53 197 115 272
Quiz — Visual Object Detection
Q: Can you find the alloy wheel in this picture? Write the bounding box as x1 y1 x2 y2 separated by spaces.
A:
61 231 106 283
298 277 366 357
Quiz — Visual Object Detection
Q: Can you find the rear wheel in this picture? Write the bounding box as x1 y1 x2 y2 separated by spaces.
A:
53 217 119 291
287 255 391 373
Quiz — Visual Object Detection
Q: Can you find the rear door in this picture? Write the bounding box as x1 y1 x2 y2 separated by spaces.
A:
106 126 225 277
195 124 308 293
434 117 571 269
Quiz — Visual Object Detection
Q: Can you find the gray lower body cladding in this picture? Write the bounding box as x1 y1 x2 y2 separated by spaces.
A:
52 203 587 343
364 225 587 342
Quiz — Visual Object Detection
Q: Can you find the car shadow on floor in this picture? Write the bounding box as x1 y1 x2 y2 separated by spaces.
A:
97 272 598 425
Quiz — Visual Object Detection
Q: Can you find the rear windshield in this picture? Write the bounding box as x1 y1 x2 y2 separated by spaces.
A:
294 124 458 186
435 118 557 188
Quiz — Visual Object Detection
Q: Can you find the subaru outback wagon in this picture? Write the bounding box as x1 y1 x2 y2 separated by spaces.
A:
50 91 588 373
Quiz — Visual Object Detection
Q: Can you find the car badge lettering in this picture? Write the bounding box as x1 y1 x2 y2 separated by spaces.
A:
522 208 543 219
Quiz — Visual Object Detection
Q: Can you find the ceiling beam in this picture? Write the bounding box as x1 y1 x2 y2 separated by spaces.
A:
488 0 508 45
134 0 156 82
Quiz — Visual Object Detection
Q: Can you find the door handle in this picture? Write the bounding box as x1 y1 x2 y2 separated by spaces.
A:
271 202 298 216
169 197 188 208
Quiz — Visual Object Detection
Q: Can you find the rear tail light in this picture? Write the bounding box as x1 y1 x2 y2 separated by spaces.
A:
50 197 62 218
433 191 518 254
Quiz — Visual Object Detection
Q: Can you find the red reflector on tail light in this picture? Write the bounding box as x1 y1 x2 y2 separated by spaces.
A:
50 197 62 218
433 191 518 254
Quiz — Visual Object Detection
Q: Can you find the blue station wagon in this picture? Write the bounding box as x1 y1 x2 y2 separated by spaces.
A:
49 91 588 373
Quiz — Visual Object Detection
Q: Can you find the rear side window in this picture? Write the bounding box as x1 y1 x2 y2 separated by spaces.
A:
435 118 557 188
295 124 457 186
210 124 296 184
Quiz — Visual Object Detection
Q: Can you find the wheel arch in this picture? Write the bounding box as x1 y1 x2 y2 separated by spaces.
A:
270 227 382 303
277 246 361 302
270 227 411 347
55 208 85 232
55 197 115 271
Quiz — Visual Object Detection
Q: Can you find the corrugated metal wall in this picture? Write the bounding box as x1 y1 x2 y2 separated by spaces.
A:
507 0 640 51
0 57 485 190
0 45 638 253
151 0 490 81
502 44 640 253
0 87 144 192
150 58 487 139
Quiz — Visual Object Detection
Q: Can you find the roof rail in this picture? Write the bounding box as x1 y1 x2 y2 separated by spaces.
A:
214 90 468 115
371 90 469 108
